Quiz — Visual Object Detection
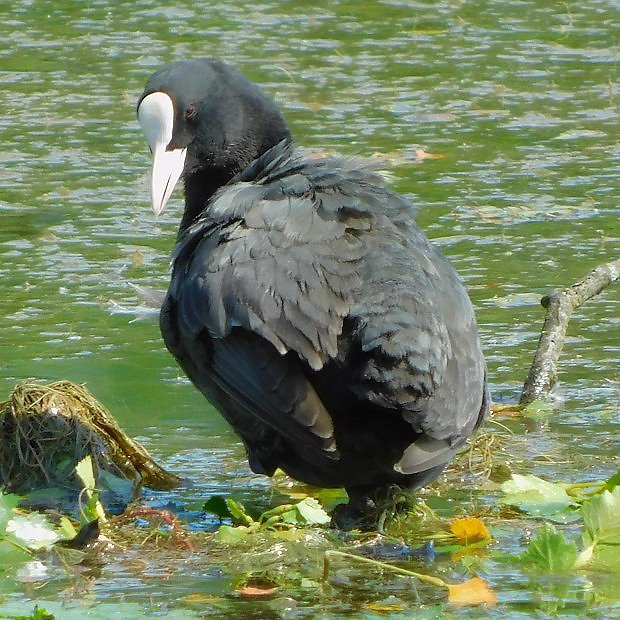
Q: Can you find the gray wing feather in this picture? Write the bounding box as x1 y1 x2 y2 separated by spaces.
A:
190 182 369 370
170 152 486 468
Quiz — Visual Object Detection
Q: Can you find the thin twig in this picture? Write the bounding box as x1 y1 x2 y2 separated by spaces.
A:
323 549 447 589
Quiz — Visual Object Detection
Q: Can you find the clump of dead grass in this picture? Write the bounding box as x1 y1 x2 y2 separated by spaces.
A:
0 380 179 496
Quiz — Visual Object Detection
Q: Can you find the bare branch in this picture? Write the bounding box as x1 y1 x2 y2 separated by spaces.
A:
520 258 620 405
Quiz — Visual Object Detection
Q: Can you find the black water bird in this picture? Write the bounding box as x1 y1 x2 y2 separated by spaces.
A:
137 59 488 528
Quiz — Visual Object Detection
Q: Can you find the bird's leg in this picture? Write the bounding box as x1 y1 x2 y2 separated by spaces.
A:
331 485 404 531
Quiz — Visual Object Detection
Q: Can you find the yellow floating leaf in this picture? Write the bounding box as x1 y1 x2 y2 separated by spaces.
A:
447 577 497 606
450 517 491 544
235 581 279 599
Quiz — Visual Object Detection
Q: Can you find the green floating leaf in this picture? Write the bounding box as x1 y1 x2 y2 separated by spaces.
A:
5 513 60 550
82 493 106 525
604 468 620 492
578 487 620 571
203 496 233 520
58 515 77 540
14 605 55 620
520 400 554 417
75 457 106 523
501 474 576 518
1 600 199 620
520 523 577 573
314 487 349 511
0 492 21 531
278 509 301 525
585 541 620 572
0 540 31 565
20 487 73 508
225 498 255 526
216 524 251 544
57 516 78 541
75 455 97 495
573 543 594 569
582 487 620 547
296 497 331 525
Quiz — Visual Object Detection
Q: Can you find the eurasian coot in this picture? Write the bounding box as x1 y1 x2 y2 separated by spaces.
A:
137 59 488 528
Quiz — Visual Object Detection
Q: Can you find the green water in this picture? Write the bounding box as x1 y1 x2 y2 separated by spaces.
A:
0 0 618 617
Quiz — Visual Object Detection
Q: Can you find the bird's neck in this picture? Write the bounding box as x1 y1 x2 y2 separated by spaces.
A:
180 166 235 233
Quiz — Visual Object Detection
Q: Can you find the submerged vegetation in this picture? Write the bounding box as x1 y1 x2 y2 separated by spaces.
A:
0 381 179 506
0 385 618 617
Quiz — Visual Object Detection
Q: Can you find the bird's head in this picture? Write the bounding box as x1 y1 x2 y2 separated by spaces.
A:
137 59 291 217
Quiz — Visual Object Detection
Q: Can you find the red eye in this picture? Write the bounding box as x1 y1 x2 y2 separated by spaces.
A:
185 103 197 120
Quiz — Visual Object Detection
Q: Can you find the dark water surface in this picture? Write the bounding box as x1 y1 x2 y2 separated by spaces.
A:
0 0 618 617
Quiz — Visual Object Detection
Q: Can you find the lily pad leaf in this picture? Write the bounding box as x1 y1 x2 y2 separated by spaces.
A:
216 524 251 544
501 474 576 517
57 516 78 541
75 456 97 494
520 523 577 572
585 541 620 572
0 492 21 530
279 509 301 525
604 468 620 492
15 605 55 620
203 496 233 520
6 512 60 550
296 497 330 525
581 487 620 547
225 498 255 526
573 543 594 569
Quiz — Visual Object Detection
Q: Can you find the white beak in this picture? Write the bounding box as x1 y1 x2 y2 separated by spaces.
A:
137 92 187 216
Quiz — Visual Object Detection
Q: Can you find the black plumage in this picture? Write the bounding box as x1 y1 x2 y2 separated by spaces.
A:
137 59 488 527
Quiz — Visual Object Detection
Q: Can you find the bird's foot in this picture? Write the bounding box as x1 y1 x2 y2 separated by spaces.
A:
331 496 381 531
331 485 406 531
